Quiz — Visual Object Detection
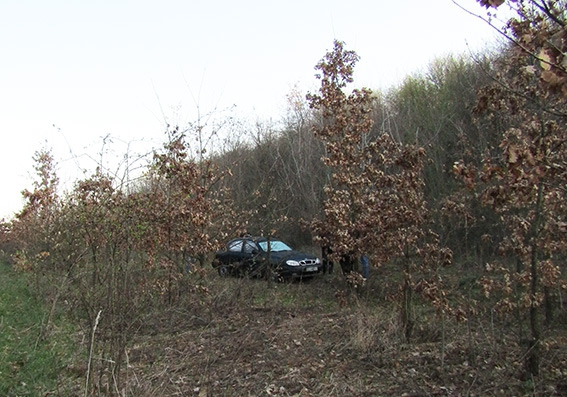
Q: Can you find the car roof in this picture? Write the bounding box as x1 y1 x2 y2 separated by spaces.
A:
231 236 269 243
229 236 281 243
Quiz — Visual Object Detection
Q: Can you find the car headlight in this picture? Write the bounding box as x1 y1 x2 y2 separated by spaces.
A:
315 258 321 264
286 260 300 266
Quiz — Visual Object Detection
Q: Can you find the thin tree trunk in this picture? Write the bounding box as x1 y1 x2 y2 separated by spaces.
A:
525 180 545 377
402 257 414 341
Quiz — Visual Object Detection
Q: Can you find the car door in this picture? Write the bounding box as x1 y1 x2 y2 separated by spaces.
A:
241 240 264 276
217 239 245 265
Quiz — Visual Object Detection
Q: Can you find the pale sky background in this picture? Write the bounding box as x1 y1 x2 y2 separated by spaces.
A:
0 0 509 219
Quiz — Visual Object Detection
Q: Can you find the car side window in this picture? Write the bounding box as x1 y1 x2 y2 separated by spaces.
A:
228 240 243 252
242 241 257 254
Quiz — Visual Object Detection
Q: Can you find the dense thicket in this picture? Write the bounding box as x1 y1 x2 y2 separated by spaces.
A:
215 52 501 256
0 52 500 392
3 129 233 393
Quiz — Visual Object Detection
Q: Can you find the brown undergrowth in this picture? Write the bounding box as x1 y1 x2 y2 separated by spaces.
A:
57 269 567 396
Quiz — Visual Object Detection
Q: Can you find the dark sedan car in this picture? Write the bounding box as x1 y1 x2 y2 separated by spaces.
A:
212 236 322 280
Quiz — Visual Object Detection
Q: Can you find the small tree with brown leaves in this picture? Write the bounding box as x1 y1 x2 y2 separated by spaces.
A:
452 0 567 377
308 41 452 339
138 125 231 297
11 149 60 263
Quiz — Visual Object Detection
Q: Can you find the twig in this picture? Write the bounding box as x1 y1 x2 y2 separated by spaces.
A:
85 310 102 397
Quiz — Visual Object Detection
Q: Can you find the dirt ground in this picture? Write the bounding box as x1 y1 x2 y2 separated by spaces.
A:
72 275 563 397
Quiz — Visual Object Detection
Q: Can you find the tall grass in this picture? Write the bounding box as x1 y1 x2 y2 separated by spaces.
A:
0 261 76 396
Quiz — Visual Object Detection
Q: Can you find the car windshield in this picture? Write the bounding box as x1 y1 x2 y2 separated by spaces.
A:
258 240 292 252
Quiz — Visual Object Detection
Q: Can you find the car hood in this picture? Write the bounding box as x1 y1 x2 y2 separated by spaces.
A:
265 250 318 264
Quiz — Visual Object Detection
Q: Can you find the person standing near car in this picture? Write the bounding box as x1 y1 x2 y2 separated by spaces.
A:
322 244 334 275
360 254 369 280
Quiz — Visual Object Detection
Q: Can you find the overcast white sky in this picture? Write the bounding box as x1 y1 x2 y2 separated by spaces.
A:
0 0 508 219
